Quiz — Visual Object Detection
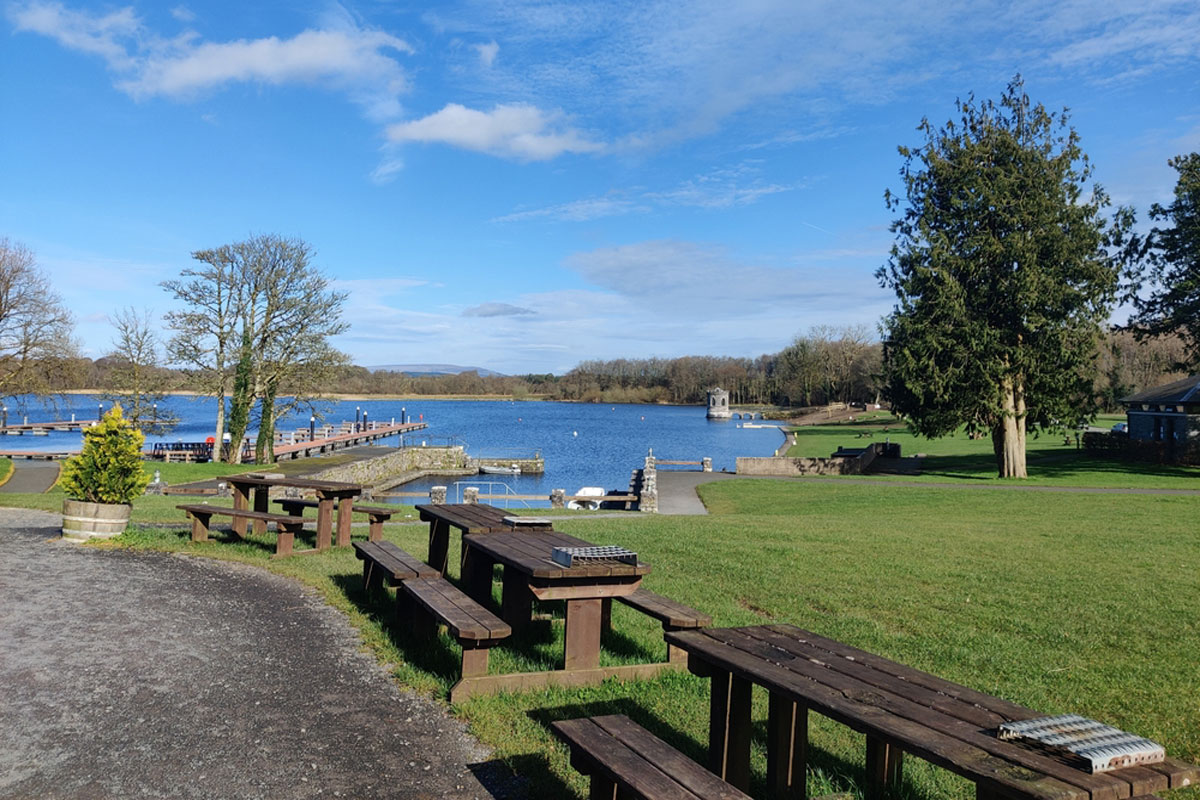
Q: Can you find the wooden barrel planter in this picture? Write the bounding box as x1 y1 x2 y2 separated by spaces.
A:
61 500 132 541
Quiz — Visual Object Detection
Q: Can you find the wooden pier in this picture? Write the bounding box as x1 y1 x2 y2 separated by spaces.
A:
0 420 98 435
272 421 428 460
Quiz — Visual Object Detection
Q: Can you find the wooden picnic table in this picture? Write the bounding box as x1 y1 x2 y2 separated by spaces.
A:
665 624 1199 800
223 474 362 551
462 530 648 670
415 502 552 575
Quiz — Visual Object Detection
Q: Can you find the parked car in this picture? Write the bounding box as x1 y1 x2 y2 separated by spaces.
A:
1111 422 1128 434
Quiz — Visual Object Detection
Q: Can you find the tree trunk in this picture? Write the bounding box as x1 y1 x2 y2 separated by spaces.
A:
212 382 226 463
992 376 1028 478
255 380 277 465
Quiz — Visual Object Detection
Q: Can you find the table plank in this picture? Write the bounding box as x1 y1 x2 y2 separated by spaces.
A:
465 532 649 579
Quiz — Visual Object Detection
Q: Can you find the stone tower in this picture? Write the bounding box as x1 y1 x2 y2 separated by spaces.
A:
706 387 732 419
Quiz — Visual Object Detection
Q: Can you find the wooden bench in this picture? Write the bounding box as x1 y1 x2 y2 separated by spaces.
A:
176 504 306 558
604 588 712 663
552 714 751 800
402 577 511 689
276 498 396 541
353 540 438 595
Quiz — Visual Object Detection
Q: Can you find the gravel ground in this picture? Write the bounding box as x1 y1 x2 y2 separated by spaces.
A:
0 508 520 799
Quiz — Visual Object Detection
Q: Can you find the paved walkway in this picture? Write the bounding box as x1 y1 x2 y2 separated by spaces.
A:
0 509 517 799
0 460 60 493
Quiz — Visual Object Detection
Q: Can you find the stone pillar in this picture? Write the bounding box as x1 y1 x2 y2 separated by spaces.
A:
640 487 658 514
464 486 479 504
430 486 447 505
550 488 566 509
702 457 712 472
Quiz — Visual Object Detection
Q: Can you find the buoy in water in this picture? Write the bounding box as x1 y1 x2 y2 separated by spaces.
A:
573 431 578 437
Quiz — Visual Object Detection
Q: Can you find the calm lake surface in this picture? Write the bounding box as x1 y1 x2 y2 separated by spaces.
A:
8 396 785 503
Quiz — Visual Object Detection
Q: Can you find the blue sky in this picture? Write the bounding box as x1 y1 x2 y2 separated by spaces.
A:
3 1 1198 374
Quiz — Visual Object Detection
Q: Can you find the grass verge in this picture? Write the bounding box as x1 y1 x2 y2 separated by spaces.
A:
26 476 1196 800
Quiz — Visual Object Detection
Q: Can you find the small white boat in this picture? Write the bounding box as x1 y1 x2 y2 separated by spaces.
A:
479 463 521 475
567 486 605 510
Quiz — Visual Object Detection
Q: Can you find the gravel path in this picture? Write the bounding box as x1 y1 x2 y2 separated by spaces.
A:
0 508 518 799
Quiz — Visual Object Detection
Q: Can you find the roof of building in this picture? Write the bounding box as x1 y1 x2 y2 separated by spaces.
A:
1121 375 1200 405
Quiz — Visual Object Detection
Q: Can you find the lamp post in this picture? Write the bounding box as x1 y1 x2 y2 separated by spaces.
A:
309 415 316 440
1 406 6 428
362 410 368 431
98 403 103 421
356 406 361 432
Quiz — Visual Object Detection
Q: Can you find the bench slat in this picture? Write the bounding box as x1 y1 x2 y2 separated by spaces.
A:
403 578 511 641
619 588 711 628
553 715 751 800
177 505 304 524
353 541 438 582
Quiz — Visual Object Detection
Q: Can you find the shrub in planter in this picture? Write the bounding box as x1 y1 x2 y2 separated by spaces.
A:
60 405 151 540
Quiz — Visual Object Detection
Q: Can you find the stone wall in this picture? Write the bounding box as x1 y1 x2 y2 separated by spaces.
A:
306 446 469 492
737 444 880 477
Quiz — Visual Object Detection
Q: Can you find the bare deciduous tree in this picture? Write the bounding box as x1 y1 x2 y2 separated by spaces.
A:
0 238 78 402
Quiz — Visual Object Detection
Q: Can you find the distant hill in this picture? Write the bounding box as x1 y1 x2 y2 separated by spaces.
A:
366 363 506 378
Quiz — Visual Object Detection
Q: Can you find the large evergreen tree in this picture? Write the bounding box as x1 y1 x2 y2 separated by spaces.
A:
877 77 1129 478
1128 153 1200 371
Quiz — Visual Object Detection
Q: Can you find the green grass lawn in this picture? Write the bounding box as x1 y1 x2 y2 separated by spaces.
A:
30 476 1198 800
785 414 1200 488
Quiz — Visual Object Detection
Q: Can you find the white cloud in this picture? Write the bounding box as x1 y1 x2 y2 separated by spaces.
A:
9 2 413 121
9 2 140 68
385 103 603 161
170 5 195 23
474 40 499 67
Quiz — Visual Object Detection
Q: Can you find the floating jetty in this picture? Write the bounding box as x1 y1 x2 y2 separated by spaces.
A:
0 419 98 435
272 421 428 460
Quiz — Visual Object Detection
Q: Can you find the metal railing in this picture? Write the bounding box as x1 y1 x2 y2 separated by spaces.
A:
451 480 535 508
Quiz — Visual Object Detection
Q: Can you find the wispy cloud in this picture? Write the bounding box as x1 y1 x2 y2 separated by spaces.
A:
385 102 603 161
474 40 498 68
493 161 798 222
462 302 535 317
565 239 890 315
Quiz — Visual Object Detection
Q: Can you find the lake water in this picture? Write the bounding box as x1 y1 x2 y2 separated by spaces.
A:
6 395 785 503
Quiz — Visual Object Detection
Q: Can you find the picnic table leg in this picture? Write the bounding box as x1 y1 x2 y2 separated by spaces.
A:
335 496 353 547
253 486 270 535
428 520 450 575
273 522 296 559
230 482 249 536
865 736 904 800
189 513 211 542
587 774 618 800
315 498 333 550
500 568 533 631
708 668 752 791
461 545 496 606
563 598 602 671
367 514 384 542
767 693 808 799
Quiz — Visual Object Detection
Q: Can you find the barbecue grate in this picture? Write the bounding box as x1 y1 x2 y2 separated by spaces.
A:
998 714 1164 773
551 545 637 567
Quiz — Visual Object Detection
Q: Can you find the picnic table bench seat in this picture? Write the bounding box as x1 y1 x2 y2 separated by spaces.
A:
276 498 396 541
176 504 306 558
402 577 512 685
552 714 751 800
353 540 439 593
605 588 712 663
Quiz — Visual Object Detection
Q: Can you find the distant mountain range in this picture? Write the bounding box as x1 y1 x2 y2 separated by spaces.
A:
366 363 506 377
